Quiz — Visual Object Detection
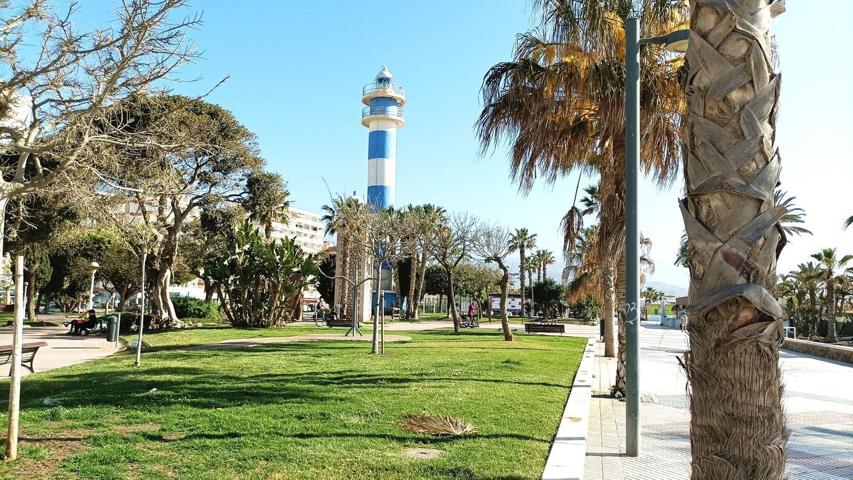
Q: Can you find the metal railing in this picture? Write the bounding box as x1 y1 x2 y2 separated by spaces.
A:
362 82 406 98
361 106 404 119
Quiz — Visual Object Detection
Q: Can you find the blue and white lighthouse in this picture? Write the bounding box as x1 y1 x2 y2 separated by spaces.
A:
361 66 405 209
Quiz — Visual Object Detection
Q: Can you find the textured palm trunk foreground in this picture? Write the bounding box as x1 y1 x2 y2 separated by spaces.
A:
682 1 788 478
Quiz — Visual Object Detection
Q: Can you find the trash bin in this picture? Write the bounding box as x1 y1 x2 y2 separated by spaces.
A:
106 315 119 342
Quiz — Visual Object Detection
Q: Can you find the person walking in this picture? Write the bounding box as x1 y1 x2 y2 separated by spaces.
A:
468 302 476 322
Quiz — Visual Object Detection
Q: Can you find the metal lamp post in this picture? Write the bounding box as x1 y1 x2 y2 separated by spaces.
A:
624 17 688 457
87 261 100 311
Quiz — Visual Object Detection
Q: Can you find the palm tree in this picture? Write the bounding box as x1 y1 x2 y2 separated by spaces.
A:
539 250 556 280
844 215 853 230
793 261 821 337
411 204 446 318
810 248 853 343
681 1 789 476
509 228 537 317
477 2 686 358
321 194 368 319
677 189 811 268
526 254 537 307
244 172 291 240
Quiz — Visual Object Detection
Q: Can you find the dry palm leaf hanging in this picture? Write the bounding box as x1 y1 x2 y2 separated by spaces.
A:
398 413 477 437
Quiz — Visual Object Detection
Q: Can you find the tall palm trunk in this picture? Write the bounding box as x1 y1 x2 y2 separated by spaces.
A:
683 1 787 477
615 254 626 393
808 287 817 336
601 255 617 358
446 268 461 332
519 246 527 315
412 250 429 319
826 282 837 342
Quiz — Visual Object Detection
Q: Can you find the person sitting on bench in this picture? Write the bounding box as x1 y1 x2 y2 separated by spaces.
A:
67 310 97 335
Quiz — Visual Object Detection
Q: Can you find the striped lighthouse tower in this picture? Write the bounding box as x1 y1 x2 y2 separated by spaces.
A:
361 66 405 209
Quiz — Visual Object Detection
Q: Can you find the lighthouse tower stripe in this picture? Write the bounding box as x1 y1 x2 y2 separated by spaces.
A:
367 117 397 208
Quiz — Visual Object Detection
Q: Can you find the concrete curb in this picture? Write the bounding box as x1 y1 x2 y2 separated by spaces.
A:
542 337 596 480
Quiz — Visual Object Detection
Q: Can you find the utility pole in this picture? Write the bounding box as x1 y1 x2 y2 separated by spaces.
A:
624 16 641 457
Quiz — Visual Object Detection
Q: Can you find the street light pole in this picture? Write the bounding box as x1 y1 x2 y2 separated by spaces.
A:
87 261 100 311
624 16 690 458
624 16 642 457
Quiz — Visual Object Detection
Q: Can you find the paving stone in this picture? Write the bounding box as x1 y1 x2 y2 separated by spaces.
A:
583 322 853 479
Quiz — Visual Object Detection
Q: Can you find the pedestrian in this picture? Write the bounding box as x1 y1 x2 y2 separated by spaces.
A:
679 310 688 332
468 302 476 321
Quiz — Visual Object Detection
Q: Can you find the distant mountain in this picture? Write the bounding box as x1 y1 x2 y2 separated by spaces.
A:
646 281 687 298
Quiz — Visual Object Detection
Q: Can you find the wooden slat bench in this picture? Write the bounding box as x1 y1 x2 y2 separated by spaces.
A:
326 319 359 328
524 322 565 334
0 341 48 375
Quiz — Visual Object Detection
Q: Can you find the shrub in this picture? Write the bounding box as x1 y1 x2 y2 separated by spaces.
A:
171 296 219 321
210 221 318 327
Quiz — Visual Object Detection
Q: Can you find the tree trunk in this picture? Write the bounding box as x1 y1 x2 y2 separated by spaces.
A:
203 282 214 303
519 247 526 317
118 286 129 312
683 2 787 477
601 256 617 358
413 251 428 319
497 262 512 341
151 229 180 325
406 255 417 319
151 268 178 326
447 268 460 333
826 283 837 342
615 256 627 394
808 288 817 337
25 270 37 321
372 266 381 354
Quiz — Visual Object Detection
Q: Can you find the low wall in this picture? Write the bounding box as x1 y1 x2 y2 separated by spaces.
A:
541 338 595 480
782 338 853 364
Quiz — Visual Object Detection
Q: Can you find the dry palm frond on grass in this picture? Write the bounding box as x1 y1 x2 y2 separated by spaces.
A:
398 413 477 437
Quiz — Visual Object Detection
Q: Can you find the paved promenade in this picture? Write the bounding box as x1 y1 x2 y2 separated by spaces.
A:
0 324 119 376
585 322 853 480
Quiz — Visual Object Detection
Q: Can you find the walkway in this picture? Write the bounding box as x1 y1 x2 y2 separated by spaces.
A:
0 324 120 376
585 321 853 480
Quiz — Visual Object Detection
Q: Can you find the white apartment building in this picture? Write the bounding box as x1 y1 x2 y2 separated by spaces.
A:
268 207 331 256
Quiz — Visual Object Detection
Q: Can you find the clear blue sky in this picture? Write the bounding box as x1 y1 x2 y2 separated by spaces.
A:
102 1 853 288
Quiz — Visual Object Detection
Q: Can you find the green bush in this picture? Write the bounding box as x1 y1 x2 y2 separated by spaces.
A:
171 297 219 321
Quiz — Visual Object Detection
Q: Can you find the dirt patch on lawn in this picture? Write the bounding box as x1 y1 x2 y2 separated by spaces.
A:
402 447 442 460
191 334 412 350
114 422 161 436
7 429 91 479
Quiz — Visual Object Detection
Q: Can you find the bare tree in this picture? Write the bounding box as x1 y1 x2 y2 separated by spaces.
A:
0 0 199 461
364 208 404 354
472 223 514 341
0 0 200 264
430 212 477 333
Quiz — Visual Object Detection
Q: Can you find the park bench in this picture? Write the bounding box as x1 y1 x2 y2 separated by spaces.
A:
63 316 104 336
524 322 565 334
326 318 357 328
0 342 48 375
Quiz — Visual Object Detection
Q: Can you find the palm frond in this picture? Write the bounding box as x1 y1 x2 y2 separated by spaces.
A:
399 413 477 437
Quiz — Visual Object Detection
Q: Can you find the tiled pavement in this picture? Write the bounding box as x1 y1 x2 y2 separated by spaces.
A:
0 324 120 375
584 322 853 479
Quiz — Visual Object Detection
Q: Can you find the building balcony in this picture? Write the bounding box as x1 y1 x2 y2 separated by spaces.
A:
361 106 405 127
362 83 406 105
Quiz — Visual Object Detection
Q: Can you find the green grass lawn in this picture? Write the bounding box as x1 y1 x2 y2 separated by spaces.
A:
1 325 585 480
